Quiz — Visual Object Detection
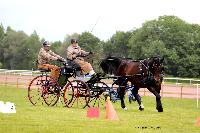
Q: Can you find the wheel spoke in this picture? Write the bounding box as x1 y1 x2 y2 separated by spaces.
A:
28 75 59 106
63 80 90 108
87 81 108 108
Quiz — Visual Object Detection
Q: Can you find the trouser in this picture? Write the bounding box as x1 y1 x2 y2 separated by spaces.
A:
74 57 93 74
38 64 60 80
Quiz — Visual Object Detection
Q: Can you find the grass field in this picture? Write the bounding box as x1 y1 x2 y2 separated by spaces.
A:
0 85 200 133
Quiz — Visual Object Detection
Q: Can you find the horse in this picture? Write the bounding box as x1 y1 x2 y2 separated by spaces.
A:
100 56 164 112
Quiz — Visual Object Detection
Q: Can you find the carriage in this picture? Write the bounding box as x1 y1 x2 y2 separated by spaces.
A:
27 61 133 108
28 55 164 112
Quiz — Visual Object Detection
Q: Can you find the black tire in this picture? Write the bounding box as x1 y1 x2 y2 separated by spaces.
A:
88 81 109 108
42 76 60 106
28 75 45 106
28 75 59 106
63 81 74 107
64 80 90 108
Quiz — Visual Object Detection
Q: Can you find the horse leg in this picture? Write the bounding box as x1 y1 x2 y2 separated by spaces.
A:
147 86 163 112
132 87 144 111
117 78 127 110
118 87 127 110
155 85 163 112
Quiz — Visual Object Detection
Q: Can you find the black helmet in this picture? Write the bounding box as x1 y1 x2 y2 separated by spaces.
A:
71 39 78 44
43 41 50 46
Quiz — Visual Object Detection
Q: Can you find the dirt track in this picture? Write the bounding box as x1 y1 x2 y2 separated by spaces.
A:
139 84 198 99
0 75 199 99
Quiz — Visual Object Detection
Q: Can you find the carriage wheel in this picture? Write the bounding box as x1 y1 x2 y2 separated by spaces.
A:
42 76 60 106
28 75 46 105
64 80 90 108
63 81 74 107
28 75 58 106
88 81 109 108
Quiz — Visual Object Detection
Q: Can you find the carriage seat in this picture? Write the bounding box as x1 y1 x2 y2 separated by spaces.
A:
35 60 50 73
38 68 50 73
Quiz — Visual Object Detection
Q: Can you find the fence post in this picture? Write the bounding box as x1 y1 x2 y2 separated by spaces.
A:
180 86 183 99
17 78 19 88
197 84 199 108
5 75 7 86
27 79 31 88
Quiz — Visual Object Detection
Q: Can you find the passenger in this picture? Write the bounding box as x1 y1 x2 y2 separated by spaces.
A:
66 39 95 78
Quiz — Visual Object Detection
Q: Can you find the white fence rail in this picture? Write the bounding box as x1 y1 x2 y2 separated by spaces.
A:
0 69 40 76
163 77 200 85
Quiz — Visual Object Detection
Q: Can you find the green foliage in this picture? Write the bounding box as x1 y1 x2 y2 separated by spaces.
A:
1 15 200 77
0 24 5 63
2 29 28 69
127 15 200 77
0 62 2 68
1 28 40 70
104 31 132 58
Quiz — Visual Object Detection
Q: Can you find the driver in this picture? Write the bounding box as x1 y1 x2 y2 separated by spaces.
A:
66 39 95 77
37 41 66 80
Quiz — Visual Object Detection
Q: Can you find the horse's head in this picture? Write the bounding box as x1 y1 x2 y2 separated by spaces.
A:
148 56 164 84
149 56 164 71
100 56 122 75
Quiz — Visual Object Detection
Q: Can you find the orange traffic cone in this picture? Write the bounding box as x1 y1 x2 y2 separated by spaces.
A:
105 96 119 120
196 117 200 126
87 107 100 118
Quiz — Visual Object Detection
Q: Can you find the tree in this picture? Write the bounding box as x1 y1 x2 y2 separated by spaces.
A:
1 27 28 69
0 23 5 65
104 31 132 58
1 28 41 69
127 15 200 77
78 32 102 71
20 31 41 69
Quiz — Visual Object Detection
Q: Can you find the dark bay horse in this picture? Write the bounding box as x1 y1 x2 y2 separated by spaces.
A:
100 56 164 112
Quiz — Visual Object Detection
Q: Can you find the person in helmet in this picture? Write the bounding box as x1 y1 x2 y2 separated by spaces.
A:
66 39 95 77
37 41 66 80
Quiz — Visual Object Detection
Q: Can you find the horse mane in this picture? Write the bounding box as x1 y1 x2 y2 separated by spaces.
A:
100 56 122 75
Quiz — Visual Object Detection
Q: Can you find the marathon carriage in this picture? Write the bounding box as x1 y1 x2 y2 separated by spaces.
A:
28 61 134 109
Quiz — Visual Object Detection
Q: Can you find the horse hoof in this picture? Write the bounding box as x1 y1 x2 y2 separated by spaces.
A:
139 105 144 111
139 107 144 111
157 107 163 112
122 107 128 110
